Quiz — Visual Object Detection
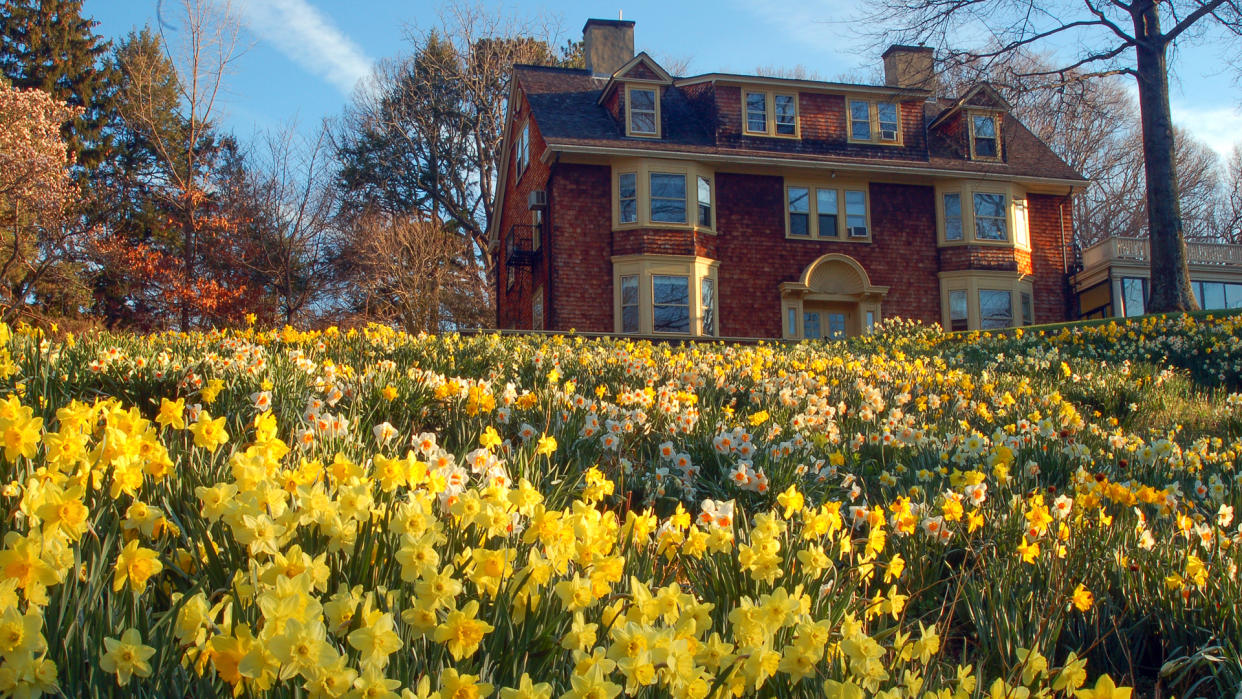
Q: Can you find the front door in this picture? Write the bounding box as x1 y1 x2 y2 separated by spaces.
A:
803 303 854 339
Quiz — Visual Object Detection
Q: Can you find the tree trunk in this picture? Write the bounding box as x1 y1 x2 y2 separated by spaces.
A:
1132 0 1198 313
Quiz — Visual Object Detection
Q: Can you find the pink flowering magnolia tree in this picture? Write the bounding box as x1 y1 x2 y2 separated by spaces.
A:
0 82 91 319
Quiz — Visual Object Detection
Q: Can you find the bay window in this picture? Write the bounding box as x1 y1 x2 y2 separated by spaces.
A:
612 160 715 232
940 272 1034 331
612 255 719 335
936 181 1028 248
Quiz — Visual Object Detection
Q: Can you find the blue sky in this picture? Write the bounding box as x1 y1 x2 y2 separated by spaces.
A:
87 0 1242 156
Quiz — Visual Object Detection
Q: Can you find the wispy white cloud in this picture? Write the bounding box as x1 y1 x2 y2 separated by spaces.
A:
1172 102 1242 158
236 0 372 95
724 0 866 74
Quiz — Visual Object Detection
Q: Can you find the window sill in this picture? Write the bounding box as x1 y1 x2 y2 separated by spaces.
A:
614 223 717 235
743 129 801 140
846 137 904 147
785 234 872 243
939 239 1031 251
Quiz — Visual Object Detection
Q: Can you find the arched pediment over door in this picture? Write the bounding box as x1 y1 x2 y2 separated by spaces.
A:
779 253 889 339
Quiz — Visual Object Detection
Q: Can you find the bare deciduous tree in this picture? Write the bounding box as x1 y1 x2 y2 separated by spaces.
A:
234 124 338 325
340 212 471 333
866 0 1242 312
119 0 242 327
334 0 573 330
1218 145 1242 243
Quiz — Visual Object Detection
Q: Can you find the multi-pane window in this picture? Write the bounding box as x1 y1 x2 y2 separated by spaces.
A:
948 290 968 331
650 173 687 223
774 95 797 135
971 114 999 158
615 164 714 230
618 173 637 224
849 100 871 140
786 184 869 240
845 190 868 237
817 190 838 236
973 192 1007 241
787 187 811 237
746 92 768 133
876 102 899 141
745 91 798 136
978 290 1013 329
849 100 900 143
652 275 690 333
803 312 821 340
701 277 715 336
1191 280 1242 309
1021 292 1033 326
620 275 639 332
697 176 712 227
615 258 717 335
628 88 658 136
515 122 530 177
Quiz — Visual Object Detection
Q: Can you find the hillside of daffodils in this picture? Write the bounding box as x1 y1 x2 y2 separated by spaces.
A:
1 313 1240 698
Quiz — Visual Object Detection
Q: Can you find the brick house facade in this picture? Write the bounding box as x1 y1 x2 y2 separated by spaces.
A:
490 19 1085 339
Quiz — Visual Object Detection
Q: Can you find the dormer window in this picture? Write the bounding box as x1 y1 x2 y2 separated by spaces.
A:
876 103 899 141
626 85 659 138
970 113 1000 159
848 100 901 144
743 90 799 138
849 100 871 140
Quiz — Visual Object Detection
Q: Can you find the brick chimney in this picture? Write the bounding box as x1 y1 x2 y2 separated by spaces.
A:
882 45 937 94
583 19 635 77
